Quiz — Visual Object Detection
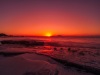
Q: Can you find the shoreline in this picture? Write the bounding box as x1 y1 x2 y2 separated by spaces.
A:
0 51 99 75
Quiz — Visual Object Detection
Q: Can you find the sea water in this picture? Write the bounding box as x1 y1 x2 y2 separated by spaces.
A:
0 36 100 49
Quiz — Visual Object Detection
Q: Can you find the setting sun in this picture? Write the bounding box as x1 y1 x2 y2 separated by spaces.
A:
45 33 52 37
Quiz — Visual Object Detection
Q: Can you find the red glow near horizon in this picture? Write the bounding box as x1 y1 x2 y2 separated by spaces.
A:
0 0 99 36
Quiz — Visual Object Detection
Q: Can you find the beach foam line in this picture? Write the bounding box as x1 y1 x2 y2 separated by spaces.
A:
35 52 100 75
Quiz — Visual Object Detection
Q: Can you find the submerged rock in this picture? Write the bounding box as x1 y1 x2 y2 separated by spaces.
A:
1 40 44 46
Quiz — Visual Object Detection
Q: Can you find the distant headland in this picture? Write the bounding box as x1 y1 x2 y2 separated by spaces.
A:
0 33 8 37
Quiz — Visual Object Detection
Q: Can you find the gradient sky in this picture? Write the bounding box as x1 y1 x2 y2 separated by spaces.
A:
0 0 100 36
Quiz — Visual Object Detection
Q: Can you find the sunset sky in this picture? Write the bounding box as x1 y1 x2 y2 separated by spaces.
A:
0 0 100 36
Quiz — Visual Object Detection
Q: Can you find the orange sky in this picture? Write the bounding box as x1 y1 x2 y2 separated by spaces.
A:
0 0 100 36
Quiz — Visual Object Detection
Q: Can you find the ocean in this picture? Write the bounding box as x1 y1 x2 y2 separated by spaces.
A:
0 37 100 75
0 36 100 49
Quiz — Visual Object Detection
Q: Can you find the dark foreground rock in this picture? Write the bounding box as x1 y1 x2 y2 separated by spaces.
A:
0 52 27 57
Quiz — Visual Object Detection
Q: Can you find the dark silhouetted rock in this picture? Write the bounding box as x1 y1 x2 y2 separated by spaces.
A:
0 33 8 36
68 48 71 51
54 47 57 51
